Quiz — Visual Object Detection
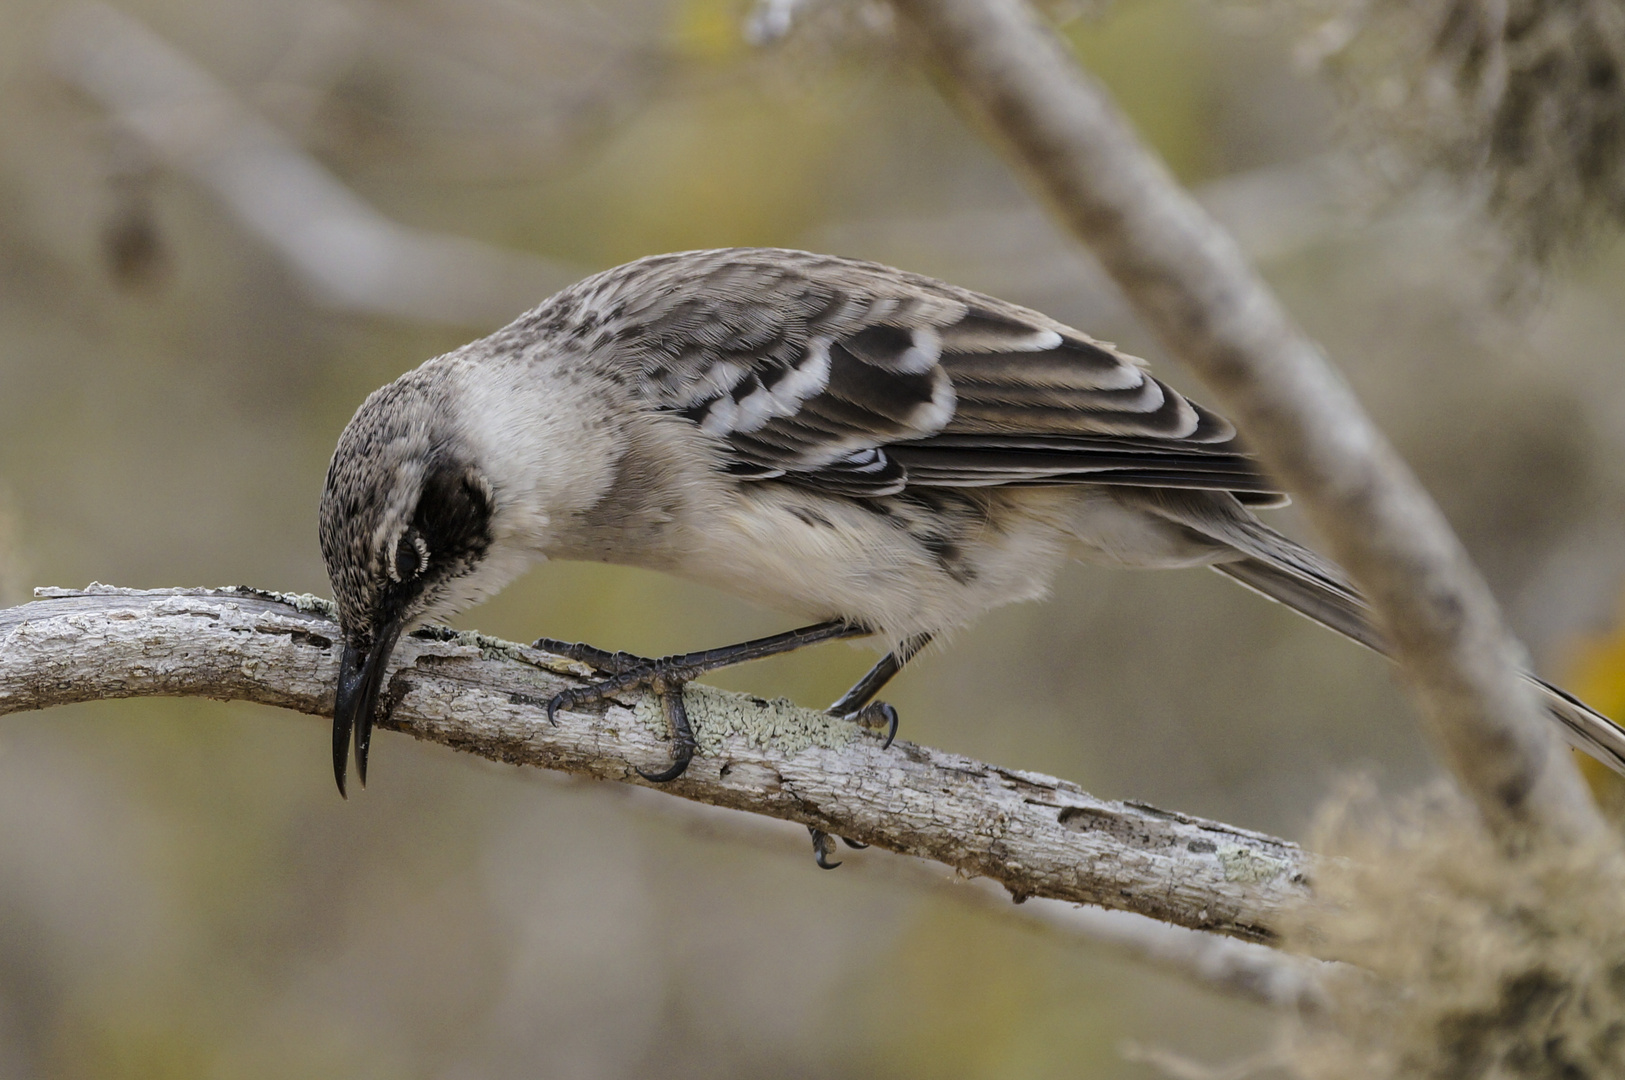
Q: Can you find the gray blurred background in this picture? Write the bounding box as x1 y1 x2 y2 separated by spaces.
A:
3 0 1625 1075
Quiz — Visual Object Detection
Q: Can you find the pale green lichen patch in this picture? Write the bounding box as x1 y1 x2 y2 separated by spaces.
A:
416 626 528 661
1217 844 1290 885
276 592 337 616
222 587 339 618
631 683 857 757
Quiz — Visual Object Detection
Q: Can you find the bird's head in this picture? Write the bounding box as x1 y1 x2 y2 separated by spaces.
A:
319 374 497 797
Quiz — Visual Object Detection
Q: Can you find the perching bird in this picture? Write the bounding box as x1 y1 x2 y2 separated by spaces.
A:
320 246 1625 803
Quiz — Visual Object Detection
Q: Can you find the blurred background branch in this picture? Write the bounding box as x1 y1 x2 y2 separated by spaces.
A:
888 0 1605 845
0 585 1313 944
51 1 577 325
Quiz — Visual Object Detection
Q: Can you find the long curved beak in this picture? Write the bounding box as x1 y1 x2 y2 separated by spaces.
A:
333 621 403 797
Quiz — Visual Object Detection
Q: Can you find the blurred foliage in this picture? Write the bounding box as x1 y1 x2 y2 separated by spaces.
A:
1064 0 1220 181
537 85 850 259
2 0 1625 1076
1285 781 1625 1080
672 0 757 62
853 904 1119 1079
1298 0 1625 269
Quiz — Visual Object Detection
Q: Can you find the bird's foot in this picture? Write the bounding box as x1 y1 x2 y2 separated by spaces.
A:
807 827 871 870
536 644 703 782
801 701 897 870
533 622 870 784
637 677 699 783
842 700 900 749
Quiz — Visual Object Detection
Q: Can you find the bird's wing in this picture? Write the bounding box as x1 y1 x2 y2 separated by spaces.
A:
586 248 1282 502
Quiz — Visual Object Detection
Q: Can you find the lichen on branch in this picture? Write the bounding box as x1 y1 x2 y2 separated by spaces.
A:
0 585 1311 945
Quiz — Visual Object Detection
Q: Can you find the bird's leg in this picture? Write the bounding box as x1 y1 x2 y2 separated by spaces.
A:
807 632 933 868
528 638 649 676
536 619 871 781
826 631 932 748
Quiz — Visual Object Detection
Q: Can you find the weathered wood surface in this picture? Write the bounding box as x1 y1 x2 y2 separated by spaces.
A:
0 585 1309 943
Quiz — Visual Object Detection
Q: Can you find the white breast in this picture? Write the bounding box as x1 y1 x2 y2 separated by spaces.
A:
672 484 1077 646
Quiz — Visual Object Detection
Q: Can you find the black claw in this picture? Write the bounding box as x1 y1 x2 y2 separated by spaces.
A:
878 703 899 749
636 685 696 783
809 828 841 870
544 693 565 726
636 744 694 783
840 837 869 849
851 701 900 749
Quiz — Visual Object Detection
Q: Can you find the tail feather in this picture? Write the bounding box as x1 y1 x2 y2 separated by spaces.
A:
1519 676 1625 776
1126 488 1625 777
1213 558 1387 656
1213 557 1625 775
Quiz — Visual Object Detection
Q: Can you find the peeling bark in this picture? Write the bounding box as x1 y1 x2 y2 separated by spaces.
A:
0 585 1310 944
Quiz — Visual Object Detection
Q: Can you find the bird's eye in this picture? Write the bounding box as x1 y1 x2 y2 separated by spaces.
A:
390 530 431 583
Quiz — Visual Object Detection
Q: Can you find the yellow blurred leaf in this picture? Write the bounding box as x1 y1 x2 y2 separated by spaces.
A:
1562 596 1625 809
670 0 749 63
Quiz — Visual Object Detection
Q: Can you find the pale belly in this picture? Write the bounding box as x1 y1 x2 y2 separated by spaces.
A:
667 483 1225 645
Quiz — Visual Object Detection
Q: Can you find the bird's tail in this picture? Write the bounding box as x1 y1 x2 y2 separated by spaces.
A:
1212 554 1625 775
1128 488 1625 776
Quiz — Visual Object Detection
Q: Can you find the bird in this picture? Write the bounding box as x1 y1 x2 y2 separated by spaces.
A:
319 246 1625 813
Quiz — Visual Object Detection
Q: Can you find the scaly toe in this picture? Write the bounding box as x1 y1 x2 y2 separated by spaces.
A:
851 701 900 749
809 828 842 870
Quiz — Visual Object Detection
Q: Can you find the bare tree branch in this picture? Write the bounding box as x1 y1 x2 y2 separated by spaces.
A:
889 0 1606 844
1 585 1310 945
